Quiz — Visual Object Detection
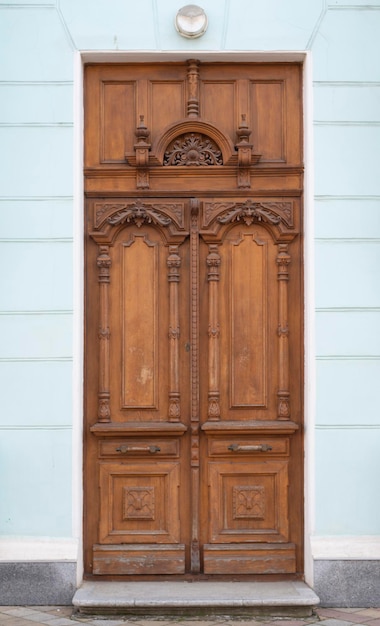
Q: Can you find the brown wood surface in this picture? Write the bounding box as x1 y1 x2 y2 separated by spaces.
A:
84 61 303 578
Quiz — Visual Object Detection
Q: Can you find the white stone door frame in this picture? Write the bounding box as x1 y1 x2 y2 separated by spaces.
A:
72 50 316 587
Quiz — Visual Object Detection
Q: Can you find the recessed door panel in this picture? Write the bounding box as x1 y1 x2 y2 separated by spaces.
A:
84 60 303 578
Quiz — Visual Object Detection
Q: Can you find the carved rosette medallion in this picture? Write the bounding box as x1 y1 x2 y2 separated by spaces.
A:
164 133 223 166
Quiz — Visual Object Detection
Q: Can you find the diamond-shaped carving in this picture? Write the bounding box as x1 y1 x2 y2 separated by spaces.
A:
123 487 155 520
233 485 265 520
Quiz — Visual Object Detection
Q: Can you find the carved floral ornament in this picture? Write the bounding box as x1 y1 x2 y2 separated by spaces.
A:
163 132 223 166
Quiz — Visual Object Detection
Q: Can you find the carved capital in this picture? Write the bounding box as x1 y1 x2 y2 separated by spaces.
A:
208 323 220 339
97 245 111 282
207 244 221 281
208 395 221 420
98 396 111 423
98 327 110 340
168 396 181 421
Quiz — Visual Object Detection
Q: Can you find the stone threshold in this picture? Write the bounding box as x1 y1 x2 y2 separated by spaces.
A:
73 580 320 618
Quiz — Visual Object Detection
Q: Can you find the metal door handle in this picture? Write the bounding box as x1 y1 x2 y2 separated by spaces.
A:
115 445 161 454
228 443 272 453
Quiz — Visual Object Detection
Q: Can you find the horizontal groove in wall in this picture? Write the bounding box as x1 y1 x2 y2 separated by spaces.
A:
314 81 380 87
315 238 380 243
0 123 73 128
316 355 380 361
0 310 73 315
316 307 380 312
0 357 72 362
314 121 380 126
0 238 73 243
0 196 73 201
0 4 55 9
316 424 380 430
328 4 380 10
0 425 72 430
315 195 380 200
0 81 73 86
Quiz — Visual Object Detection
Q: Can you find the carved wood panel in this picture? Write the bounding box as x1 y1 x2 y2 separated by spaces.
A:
84 60 303 579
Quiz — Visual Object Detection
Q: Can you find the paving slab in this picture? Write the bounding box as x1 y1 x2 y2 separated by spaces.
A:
72 581 319 618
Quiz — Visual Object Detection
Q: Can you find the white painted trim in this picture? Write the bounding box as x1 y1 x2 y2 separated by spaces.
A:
303 50 316 588
74 49 313 587
0 537 78 561
72 50 84 586
312 536 380 560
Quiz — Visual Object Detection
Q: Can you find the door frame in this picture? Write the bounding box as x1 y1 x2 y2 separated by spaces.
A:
72 49 315 587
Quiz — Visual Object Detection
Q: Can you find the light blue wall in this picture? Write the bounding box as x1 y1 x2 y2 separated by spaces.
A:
1 0 379 541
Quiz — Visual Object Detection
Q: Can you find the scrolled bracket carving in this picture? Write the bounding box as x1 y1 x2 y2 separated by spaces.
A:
107 200 172 228
218 200 281 227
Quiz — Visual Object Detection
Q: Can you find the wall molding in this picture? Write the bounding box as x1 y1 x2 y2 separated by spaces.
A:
312 536 380 560
0 537 78 561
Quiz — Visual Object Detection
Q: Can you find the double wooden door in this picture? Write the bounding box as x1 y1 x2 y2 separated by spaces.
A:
84 61 303 577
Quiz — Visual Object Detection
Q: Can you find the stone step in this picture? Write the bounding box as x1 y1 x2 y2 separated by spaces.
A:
73 580 320 618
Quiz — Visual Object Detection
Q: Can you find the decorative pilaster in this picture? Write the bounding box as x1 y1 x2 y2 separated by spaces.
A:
97 245 111 422
276 244 291 420
207 244 221 420
167 245 181 422
190 199 200 573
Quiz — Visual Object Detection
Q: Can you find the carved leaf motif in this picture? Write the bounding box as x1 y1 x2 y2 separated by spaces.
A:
233 486 265 520
164 133 223 166
107 200 171 228
123 487 155 520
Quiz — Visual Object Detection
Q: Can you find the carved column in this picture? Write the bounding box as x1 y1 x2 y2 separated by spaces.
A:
134 115 151 189
207 244 221 420
97 245 111 422
187 59 200 118
167 245 181 422
276 243 291 420
190 199 200 572
236 114 253 189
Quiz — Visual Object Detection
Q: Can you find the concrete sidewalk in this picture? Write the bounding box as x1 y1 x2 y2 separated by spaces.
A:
1 607 380 626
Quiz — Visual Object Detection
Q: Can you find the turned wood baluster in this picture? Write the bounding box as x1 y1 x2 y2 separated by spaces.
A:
276 243 291 420
187 59 200 118
97 245 111 422
207 244 221 420
167 245 181 422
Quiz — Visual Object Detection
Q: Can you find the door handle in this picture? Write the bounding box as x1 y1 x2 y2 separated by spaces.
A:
228 443 272 453
115 445 161 454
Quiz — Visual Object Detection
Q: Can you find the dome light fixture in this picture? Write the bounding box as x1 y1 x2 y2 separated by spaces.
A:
175 5 208 39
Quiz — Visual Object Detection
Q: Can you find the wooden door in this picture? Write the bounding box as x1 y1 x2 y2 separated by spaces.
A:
84 61 303 577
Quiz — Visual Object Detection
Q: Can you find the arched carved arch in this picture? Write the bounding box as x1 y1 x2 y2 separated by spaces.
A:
152 120 237 166
89 199 189 246
200 199 299 244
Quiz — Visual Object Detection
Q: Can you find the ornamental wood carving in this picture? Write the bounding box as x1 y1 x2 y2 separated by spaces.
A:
163 133 223 166
84 61 304 579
